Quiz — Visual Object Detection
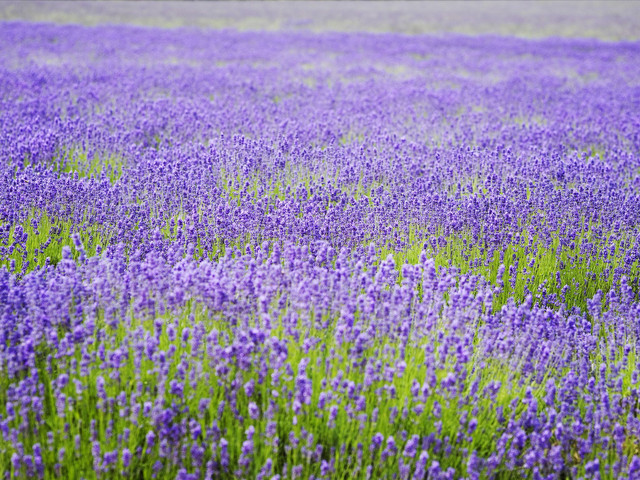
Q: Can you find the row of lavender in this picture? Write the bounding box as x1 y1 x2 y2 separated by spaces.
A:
1 22 640 478
2 25 639 277
3 242 640 478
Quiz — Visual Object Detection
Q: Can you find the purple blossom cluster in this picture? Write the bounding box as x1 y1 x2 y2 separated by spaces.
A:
1 21 640 479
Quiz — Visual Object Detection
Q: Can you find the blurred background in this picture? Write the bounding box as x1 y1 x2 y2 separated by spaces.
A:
2 1 639 41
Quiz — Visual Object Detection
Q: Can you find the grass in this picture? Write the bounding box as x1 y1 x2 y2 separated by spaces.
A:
21 148 125 183
0 212 112 274
382 224 638 313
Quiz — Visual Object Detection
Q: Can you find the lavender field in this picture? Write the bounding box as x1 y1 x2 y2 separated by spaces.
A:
1 13 640 480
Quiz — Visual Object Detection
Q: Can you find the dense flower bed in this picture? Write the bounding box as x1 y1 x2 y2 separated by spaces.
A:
1 22 640 479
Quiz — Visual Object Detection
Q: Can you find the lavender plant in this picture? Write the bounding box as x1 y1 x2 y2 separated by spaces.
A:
1 22 640 479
